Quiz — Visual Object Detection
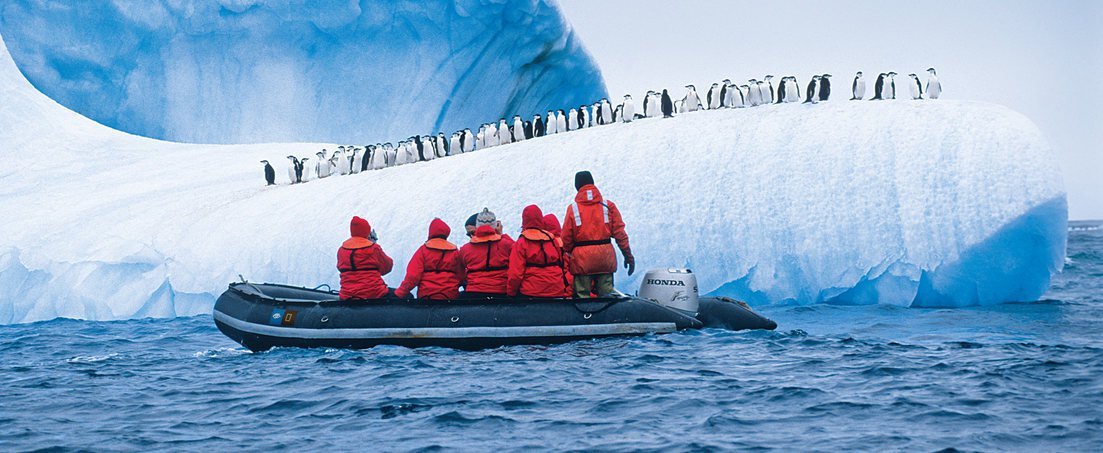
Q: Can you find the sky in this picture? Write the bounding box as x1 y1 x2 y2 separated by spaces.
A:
558 0 1103 220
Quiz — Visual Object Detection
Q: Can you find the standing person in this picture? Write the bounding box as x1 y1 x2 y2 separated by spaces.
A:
395 218 465 300
506 205 568 298
337 216 394 300
562 171 635 298
459 208 514 297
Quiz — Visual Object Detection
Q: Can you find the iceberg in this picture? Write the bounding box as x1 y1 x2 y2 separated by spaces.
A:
0 0 606 144
0 30 1066 324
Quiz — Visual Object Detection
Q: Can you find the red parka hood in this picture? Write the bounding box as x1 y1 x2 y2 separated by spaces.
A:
543 213 562 237
574 184 604 205
521 205 545 230
427 218 451 240
350 216 372 238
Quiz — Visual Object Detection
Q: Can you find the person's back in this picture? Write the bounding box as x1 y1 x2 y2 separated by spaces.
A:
543 212 572 297
562 171 634 298
396 218 465 300
460 208 514 296
337 216 394 300
507 205 568 298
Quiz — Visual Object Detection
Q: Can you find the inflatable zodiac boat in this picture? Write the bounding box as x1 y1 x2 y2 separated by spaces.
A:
214 269 776 351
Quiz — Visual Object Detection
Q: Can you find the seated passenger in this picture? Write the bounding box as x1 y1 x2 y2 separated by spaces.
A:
543 213 573 297
460 208 514 297
464 213 478 238
337 216 394 300
506 205 569 298
395 218 466 300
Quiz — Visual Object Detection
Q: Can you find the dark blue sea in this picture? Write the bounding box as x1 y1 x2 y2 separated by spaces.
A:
2 223 1101 451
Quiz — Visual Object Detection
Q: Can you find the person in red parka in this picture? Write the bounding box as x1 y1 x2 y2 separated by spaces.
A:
396 218 466 300
507 205 569 298
543 212 573 297
337 216 395 300
460 208 514 297
562 171 634 298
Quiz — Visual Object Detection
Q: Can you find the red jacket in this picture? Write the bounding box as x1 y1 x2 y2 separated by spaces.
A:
543 213 572 297
507 205 568 297
460 226 514 294
396 218 465 300
562 184 631 275
338 216 394 300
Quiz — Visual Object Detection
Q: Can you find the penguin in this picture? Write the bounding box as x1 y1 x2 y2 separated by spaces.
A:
450 133 461 156
818 74 832 101
925 68 941 99
756 81 769 106
512 116 525 142
601 98 613 124
465 129 475 152
887 72 897 99
803 76 820 103
299 157 311 181
642 91 653 117
851 71 866 100
593 102 604 125
908 74 923 99
661 89 674 117
545 111 557 134
613 104 622 123
683 85 701 112
361 146 372 172
533 114 545 137
731 83 745 107
286 156 299 184
350 147 362 174
622 95 635 122
707 83 721 109
719 80 731 108
437 133 449 157
556 110 567 132
316 150 331 178
523 121 533 139
386 142 400 166
567 108 578 131
260 160 275 185
745 80 760 106
579 105 590 128
499 119 512 144
870 73 886 100
367 145 380 170
763 75 775 104
331 148 346 175
787 77 802 102
775 78 787 104
484 123 497 147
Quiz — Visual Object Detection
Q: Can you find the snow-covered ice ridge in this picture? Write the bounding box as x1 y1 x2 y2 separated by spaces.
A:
0 34 1066 324
0 0 606 145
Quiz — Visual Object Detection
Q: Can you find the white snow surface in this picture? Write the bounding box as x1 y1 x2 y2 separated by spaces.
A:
0 33 1067 324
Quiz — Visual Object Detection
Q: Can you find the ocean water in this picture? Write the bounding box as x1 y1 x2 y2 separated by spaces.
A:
2 224 1101 451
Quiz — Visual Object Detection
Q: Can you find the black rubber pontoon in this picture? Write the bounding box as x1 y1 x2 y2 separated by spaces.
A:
214 282 775 351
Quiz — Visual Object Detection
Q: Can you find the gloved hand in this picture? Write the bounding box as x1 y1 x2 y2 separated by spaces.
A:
624 252 635 276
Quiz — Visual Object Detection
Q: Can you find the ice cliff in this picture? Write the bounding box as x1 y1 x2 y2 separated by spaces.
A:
0 30 1067 324
0 0 606 144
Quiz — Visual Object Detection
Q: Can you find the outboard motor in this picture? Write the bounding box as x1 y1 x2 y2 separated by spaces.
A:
638 268 699 316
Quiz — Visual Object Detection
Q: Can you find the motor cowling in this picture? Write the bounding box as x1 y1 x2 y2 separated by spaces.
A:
638 268 699 316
